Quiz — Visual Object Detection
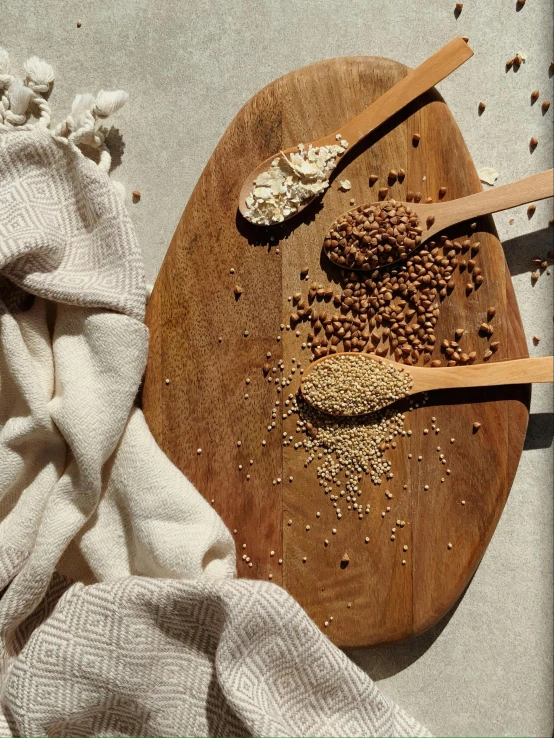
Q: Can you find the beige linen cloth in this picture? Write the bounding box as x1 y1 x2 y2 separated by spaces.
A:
0 125 431 737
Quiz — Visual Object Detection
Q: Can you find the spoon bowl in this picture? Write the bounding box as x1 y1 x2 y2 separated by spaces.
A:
300 351 553 417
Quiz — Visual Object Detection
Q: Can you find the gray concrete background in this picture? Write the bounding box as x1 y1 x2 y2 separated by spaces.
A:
2 1 552 735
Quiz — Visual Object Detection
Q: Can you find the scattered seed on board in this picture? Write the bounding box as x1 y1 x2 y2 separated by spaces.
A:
197 448 202 455
473 422 481 431
447 543 453 550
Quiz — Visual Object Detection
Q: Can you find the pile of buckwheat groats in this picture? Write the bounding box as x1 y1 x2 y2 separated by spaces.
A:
324 199 423 270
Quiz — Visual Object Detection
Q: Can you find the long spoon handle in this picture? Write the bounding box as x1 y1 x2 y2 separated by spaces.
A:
433 169 554 230
412 356 553 393
320 37 473 147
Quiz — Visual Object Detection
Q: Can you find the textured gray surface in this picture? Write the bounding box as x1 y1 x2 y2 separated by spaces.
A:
2 1 553 735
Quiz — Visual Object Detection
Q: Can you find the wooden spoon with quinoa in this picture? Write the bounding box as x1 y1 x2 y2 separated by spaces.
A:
300 352 553 416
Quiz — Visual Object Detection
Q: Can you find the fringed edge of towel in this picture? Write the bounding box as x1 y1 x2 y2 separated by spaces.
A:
0 47 127 200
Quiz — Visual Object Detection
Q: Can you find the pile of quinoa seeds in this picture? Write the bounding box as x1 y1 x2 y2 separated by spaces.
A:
302 354 413 416
292 395 407 490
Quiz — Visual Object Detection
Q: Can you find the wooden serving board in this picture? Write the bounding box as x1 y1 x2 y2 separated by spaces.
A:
143 56 530 648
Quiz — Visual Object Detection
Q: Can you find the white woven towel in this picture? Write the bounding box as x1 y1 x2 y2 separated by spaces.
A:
0 125 431 737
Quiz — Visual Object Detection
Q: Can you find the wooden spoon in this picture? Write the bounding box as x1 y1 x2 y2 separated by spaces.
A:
300 352 553 416
323 169 554 272
238 37 473 224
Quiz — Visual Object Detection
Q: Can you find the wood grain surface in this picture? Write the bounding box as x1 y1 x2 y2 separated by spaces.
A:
143 56 530 648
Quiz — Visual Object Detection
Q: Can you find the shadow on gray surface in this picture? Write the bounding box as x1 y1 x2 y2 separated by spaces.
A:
502 227 554 276
524 412 554 449
104 126 125 172
345 581 469 681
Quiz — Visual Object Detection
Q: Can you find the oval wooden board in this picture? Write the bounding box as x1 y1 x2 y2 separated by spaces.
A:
143 56 530 648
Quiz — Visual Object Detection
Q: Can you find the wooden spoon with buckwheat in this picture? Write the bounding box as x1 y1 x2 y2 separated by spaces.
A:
323 169 553 273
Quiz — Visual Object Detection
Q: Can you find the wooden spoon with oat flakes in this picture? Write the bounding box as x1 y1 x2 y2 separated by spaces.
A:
238 37 473 225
